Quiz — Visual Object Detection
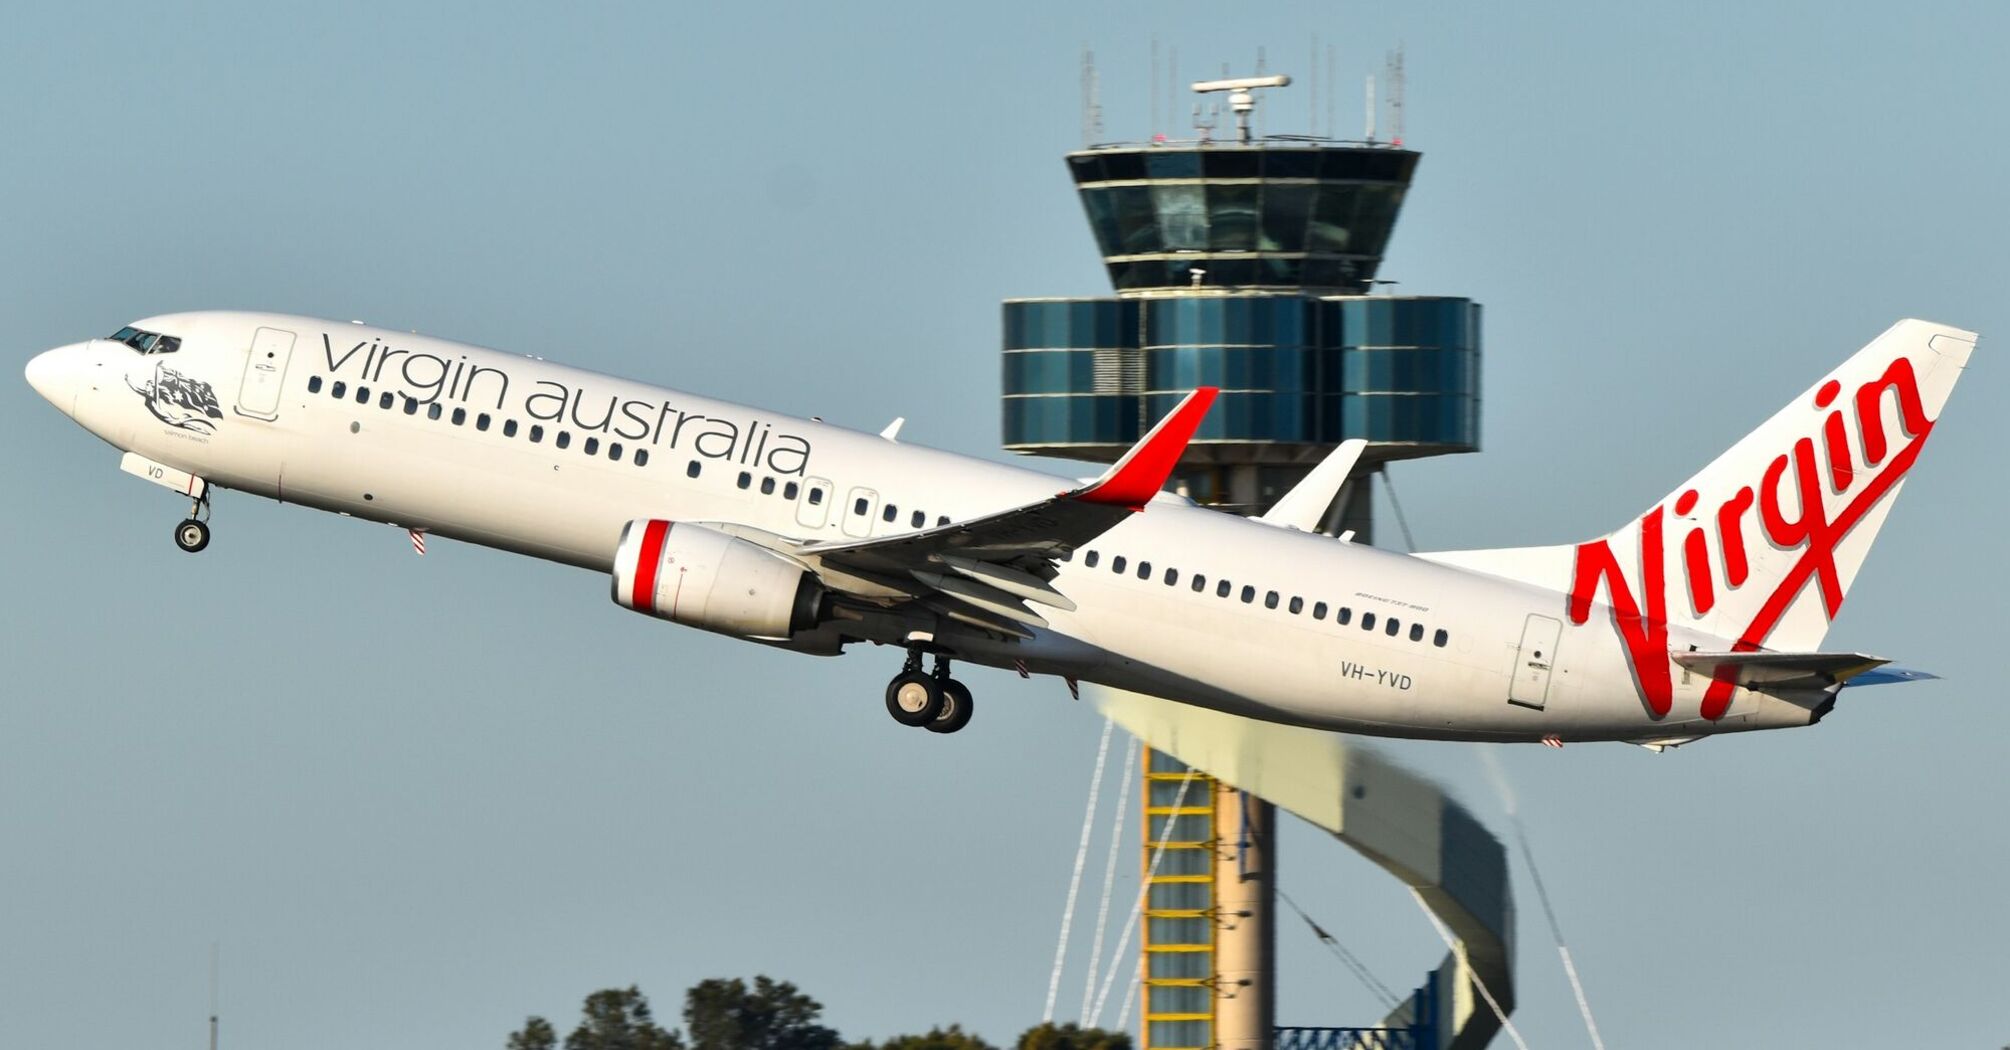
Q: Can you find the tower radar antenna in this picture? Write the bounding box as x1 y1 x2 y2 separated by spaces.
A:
1191 74 1291 144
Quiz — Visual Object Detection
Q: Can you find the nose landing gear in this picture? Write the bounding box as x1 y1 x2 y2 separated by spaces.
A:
884 649 976 734
173 493 211 553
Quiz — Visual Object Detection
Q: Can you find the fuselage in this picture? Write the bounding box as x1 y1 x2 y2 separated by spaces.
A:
25 311 1827 743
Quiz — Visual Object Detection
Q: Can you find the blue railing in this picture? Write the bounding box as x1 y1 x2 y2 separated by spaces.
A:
1273 1026 1420 1050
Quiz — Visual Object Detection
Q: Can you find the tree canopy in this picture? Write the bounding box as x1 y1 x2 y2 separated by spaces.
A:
684 976 842 1050
856 1023 998 1050
508 977 1131 1050
1014 1022 1133 1050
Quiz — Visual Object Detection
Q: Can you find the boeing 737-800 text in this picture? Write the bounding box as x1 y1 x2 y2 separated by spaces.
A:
24 313 1975 746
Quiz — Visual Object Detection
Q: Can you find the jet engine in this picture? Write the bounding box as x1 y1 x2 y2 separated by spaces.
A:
611 520 825 641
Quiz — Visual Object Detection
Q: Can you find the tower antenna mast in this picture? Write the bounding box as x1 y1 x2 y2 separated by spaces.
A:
1387 44 1406 146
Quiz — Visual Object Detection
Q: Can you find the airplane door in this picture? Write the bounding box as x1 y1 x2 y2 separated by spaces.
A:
842 486 879 538
1507 614 1562 710
235 326 296 420
795 477 832 530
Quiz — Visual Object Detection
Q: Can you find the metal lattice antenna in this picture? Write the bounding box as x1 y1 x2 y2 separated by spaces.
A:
1365 73 1377 142
1080 48 1104 148
1308 34 1319 137
1256 47 1268 138
1387 44 1406 145
1168 47 1178 139
1327 43 1337 141
1150 35 1160 139
208 942 219 1050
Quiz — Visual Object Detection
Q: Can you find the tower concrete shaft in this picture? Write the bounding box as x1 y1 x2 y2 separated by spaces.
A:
1213 787 1276 1050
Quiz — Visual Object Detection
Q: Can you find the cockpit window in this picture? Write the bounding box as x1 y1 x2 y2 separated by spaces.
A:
109 326 179 354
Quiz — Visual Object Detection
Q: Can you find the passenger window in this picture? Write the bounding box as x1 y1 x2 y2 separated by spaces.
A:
787 482 802 500
853 497 869 516
806 486 822 505
1217 580 1231 598
1084 551 1100 568
883 504 898 523
583 437 599 455
451 407 466 425
1241 585 1255 604
555 431 570 449
308 376 322 393
761 477 776 495
687 460 702 478
428 403 443 420
1164 568 1178 586
1313 601 1328 620
1111 556 1127 574
503 419 517 437
476 413 491 431
1433 629 1449 648
1137 561 1151 580
1191 574 1206 592
737 471 752 490
1289 597 1304 614
1264 591 1279 609
529 424 544 443
356 386 370 404
1338 607 1352 625
1361 612 1375 631
608 442 622 461
634 449 650 466
937 516 950 526
404 398 419 416
1409 623 1424 642
331 381 347 398
911 510 925 528
379 392 394 410
1058 550 1072 563
1386 618 1401 637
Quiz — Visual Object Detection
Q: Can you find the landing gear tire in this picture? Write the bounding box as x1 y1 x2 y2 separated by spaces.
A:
926 679 974 735
174 518 210 553
885 671 945 727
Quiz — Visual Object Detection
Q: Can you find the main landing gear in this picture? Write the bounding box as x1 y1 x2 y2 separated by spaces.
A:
885 649 975 734
174 493 212 554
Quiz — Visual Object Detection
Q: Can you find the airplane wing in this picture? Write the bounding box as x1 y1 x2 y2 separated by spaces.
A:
792 388 1218 636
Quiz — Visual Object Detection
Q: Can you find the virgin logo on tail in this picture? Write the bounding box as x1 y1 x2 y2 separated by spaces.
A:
1568 357 1935 720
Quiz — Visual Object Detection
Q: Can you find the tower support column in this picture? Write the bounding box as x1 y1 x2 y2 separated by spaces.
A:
1213 787 1275 1050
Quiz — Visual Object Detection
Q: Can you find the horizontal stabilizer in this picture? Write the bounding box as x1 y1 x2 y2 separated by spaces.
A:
1842 666 1940 687
1671 650 1890 690
1258 438 1365 532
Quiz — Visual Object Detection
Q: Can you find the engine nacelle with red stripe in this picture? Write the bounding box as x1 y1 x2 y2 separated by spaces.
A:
612 520 826 641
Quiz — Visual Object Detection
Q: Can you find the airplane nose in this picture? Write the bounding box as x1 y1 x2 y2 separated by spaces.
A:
25 345 78 412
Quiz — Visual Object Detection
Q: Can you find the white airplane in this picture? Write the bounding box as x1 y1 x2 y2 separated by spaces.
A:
24 313 1974 746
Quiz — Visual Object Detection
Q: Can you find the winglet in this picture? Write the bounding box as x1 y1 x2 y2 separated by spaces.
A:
1259 438 1365 531
1072 388 1218 510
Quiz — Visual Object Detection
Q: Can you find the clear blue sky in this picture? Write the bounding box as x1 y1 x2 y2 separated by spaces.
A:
3 3 2006 1047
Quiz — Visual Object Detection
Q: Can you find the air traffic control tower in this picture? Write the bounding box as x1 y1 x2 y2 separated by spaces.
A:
1004 75 1497 1050
1002 75 1481 538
